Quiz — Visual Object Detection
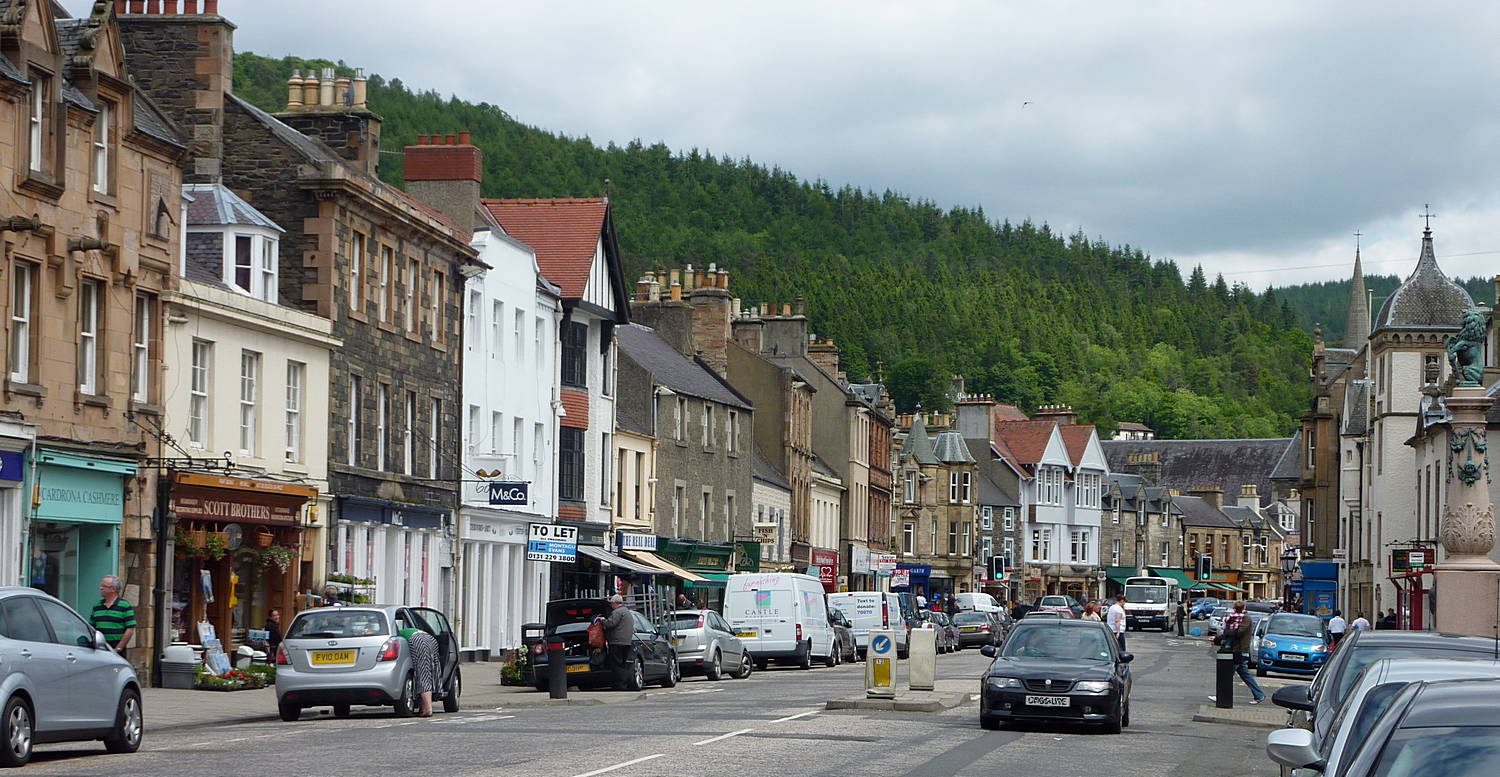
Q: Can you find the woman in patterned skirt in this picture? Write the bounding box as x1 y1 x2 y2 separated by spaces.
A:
400 628 441 717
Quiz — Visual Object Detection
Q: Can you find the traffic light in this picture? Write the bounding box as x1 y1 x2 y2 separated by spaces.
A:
989 555 1005 580
1196 554 1212 581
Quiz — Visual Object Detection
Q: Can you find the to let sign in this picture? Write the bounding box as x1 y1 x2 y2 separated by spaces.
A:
526 523 578 563
488 482 529 506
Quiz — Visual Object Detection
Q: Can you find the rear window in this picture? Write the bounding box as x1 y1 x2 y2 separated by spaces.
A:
669 613 704 630
953 612 989 624
288 609 389 639
830 596 880 619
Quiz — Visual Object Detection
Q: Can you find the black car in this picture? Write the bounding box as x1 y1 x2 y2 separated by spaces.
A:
1320 677 1500 777
978 619 1133 733
953 611 1004 648
531 599 679 691
829 609 858 663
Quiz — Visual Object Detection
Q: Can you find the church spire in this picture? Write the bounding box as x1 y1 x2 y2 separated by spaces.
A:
1344 232 1369 348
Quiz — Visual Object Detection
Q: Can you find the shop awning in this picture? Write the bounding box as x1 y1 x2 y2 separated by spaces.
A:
685 573 730 589
1108 576 1132 587
623 550 709 583
577 545 665 575
1145 567 1212 590
1213 583 1246 592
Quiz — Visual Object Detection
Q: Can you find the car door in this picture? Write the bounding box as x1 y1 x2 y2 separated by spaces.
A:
35 597 119 728
631 612 666 676
413 608 458 691
0 596 73 732
712 613 743 665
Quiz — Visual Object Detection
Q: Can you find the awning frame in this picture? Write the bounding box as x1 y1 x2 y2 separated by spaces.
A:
624 550 709 583
577 545 665 575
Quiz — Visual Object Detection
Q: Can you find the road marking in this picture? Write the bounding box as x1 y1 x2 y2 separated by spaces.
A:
970 694 981 701
571 753 665 777
693 729 753 746
771 711 818 722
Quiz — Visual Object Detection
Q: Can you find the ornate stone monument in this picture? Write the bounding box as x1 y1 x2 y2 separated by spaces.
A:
1434 309 1500 636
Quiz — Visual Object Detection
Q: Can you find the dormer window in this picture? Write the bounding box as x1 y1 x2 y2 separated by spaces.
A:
229 233 278 302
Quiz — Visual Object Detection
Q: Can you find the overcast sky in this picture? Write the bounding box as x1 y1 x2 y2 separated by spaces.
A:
83 1 1500 287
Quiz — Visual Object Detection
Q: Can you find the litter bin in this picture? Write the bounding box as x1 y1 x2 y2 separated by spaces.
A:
160 661 198 689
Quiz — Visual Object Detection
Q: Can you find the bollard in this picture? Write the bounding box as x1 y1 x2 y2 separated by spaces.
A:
1215 651 1234 709
865 630 897 698
909 627 937 691
547 640 568 700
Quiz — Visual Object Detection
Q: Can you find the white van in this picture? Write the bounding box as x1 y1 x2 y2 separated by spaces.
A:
828 591 910 659
954 592 1002 613
724 573 836 669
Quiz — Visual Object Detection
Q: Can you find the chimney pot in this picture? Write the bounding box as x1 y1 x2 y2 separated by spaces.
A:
416 134 428 145
782 303 792 316
286 71 303 110
335 76 352 107
794 296 805 316
445 134 457 145
204 0 218 13
668 269 681 289
670 282 683 302
458 131 471 145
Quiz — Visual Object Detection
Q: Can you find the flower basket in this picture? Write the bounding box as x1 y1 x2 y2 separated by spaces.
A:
193 666 267 691
188 527 207 547
254 527 275 548
259 545 299 573
203 532 229 560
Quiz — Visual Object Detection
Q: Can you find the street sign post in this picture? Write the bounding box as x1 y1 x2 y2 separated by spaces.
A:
865 630 897 698
526 523 578 563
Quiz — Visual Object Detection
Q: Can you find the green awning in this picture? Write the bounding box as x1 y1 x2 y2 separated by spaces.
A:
1145 567 1213 591
1213 583 1245 592
1108 576 1132 587
684 573 729 589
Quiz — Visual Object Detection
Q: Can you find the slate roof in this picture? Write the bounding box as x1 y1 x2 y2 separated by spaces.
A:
1373 229 1474 332
0 51 23 84
975 471 1020 507
615 324 751 410
482 198 607 299
932 430 975 464
811 453 842 482
1269 429 1302 482
1059 424 1098 468
848 383 884 407
751 445 790 491
1116 421 1153 433
1172 495 1237 528
1105 473 1145 510
901 414 939 466
1101 438 1295 506
226 93 342 165
183 183 283 231
1343 381 1371 437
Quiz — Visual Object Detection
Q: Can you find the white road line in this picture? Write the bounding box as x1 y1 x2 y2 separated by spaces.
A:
693 729 753 746
571 753 665 777
770 711 818 722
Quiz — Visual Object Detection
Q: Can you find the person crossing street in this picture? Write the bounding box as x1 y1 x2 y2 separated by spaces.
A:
1219 601 1266 704
1106 594 1127 652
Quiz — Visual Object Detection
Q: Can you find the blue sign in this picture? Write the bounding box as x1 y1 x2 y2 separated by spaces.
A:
488 482 529 506
871 635 892 655
0 451 22 483
896 564 932 577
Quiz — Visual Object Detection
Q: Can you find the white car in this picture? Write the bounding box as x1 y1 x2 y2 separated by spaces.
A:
954 592 1003 613
1207 607 1230 636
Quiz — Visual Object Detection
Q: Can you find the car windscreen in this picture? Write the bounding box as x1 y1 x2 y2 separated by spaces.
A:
1001 627 1113 661
1125 588 1168 603
1267 615 1325 638
1211 607 1229 617
287 609 389 639
953 612 989 624
1367 725 1500 777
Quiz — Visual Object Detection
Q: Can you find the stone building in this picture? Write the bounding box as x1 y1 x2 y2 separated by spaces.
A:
893 414 980 597
1 0 186 669
751 446 794 570
119 2 479 616
1100 473 1183 591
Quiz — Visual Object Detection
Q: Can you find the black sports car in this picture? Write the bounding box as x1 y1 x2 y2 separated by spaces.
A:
978 619 1133 733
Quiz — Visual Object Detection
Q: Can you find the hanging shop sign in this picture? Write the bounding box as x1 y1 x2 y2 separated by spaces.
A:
616 530 658 552
488 482 530 506
752 523 778 544
527 523 578 563
875 554 898 575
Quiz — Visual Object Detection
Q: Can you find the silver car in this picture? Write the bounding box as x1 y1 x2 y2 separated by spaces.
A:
668 610 751 680
275 605 460 720
1207 606 1230 636
0 587 143 767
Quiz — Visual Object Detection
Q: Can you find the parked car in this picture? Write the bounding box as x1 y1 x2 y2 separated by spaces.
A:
1266 658 1500 777
1254 613 1330 677
955 592 1004 613
0 587 144 767
1206 606 1230 635
828 591 909 659
978 619 1133 733
1273 677 1500 777
1190 598 1222 619
1271 629 1500 741
953 611 1004 648
725 573 836 670
918 611 959 652
529 599 678 692
668 610 751 680
1028 607 1076 619
1032 595 1084 619
1248 615 1269 669
828 609 858 664
276 604 461 720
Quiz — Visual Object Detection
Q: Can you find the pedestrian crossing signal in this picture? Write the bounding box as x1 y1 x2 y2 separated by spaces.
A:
1197 555 1212 581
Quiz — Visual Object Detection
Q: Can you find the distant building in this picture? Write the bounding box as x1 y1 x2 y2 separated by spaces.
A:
1112 422 1156 441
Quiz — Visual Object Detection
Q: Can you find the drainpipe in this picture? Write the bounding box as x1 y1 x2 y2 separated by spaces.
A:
151 470 173 688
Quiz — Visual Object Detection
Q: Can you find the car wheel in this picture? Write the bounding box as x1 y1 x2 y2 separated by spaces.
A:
0 696 33 768
628 658 646 691
333 703 352 718
103 687 144 754
799 644 813 671
707 650 724 681
278 701 301 722
661 657 680 688
1102 701 1123 734
825 646 838 668
393 672 419 717
442 668 462 713
980 714 1001 731
734 652 753 679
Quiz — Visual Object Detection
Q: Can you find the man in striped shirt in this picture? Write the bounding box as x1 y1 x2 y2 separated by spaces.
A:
90 575 136 658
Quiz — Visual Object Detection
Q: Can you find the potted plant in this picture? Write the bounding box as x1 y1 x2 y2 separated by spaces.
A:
202 532 229 560
258 545 299 573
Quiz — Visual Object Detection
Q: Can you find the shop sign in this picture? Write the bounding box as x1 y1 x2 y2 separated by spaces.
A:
526 523 578 563
0 451 22 482
876 554 898 574
851 545 872 574
812 564 835 586
34 464 126 524
811 547 839 568
487 482 529 506
616 531 657 552
170 487 302 525
896 564 931 577
752 523 777 544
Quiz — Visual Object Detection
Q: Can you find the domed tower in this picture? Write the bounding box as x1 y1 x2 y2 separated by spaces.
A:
1360 225 1473 622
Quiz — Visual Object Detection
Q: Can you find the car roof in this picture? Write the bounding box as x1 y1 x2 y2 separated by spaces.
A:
292 605 403 616
1348 630 1500 649
1363 657 1500 686
1401 678 1500 728
1011 618 1109 631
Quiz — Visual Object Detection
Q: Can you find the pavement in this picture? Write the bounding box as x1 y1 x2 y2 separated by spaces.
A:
32 630 1287 777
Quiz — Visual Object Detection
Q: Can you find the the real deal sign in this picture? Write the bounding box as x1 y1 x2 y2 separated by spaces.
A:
527 523 578 563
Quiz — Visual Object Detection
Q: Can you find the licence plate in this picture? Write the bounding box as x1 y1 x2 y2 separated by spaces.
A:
960 627 978 632
1281 653 1307 662
1025 695 1070 708
671 638 682 646
311 650 355 665
566 664 590 674
736 631 756 638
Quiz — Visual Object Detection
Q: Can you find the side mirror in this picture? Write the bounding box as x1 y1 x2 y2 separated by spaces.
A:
979 645 997 658
1272 684 1315 712
1119 653 1135 664
1266 727 1323 770
94 631 112 651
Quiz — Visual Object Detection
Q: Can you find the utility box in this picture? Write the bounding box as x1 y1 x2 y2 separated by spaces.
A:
909 627 937 691
865 630 897 698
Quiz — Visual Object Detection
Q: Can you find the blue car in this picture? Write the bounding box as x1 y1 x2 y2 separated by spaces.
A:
1189 598 1221 619
1255 613 1330 677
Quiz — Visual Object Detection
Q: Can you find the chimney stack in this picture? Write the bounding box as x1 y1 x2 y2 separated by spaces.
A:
272 62 383 176
732 307 765 354
1034 404 1077 425
688 271 734 377
1238 484 1260 511
807 335 840 376
402 132 483 233
1187 486 1224 510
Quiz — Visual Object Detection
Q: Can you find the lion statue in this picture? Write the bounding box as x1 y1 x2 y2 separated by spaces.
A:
1446 308 1487 386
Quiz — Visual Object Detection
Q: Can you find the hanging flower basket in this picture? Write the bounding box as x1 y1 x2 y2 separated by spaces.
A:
259 545 299 573
203 532 229 560
254 527 275 548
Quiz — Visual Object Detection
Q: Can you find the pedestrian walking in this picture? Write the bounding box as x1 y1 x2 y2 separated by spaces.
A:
90 575 136 661
915 592 928 610
946 595 959 617
1327 610 1347 647
1106 594 1127 652
1379 608 1398 630
1350 613 1371 631
1176 600 1187 636
1081 602 1103 622
399 627 441 716
1219 601 1266 704
603 594 637 690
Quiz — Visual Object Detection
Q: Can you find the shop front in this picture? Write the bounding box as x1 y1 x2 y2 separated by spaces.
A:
893 563 931 597
167 473 317 655
809 547 839 593
0 421 32 589
847 544 873 592
26 448 136 614
457 509 544 658
335 496 453 612
656 538 735 610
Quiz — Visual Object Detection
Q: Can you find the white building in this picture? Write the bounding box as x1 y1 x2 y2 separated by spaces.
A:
456 224 562 657
752 447 794 569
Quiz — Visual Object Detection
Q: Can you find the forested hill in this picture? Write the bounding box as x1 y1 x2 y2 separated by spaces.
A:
1275 275 1492 346
232 53 1312 440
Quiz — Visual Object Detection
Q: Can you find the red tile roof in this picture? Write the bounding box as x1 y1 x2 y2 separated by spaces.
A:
993 420 1060 473
1059 424 1097 467
482 198 607 299
994 403 1029 421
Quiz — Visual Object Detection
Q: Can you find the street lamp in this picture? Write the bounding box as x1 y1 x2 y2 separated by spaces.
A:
1280 548 1299 611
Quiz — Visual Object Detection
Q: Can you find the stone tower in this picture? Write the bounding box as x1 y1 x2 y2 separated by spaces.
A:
1344 246 1369 349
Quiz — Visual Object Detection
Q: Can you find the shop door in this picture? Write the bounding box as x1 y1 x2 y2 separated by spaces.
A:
28 523 79 609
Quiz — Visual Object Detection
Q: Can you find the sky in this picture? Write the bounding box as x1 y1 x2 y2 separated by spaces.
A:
78 1 1500 287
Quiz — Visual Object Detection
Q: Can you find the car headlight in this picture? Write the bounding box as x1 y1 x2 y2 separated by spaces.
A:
1311 644 1328 653
1074 681 1111 693
986 677 1022 689
1262 639 1278 649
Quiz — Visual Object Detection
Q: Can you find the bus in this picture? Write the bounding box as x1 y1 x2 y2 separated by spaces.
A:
1123 576 1181 631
